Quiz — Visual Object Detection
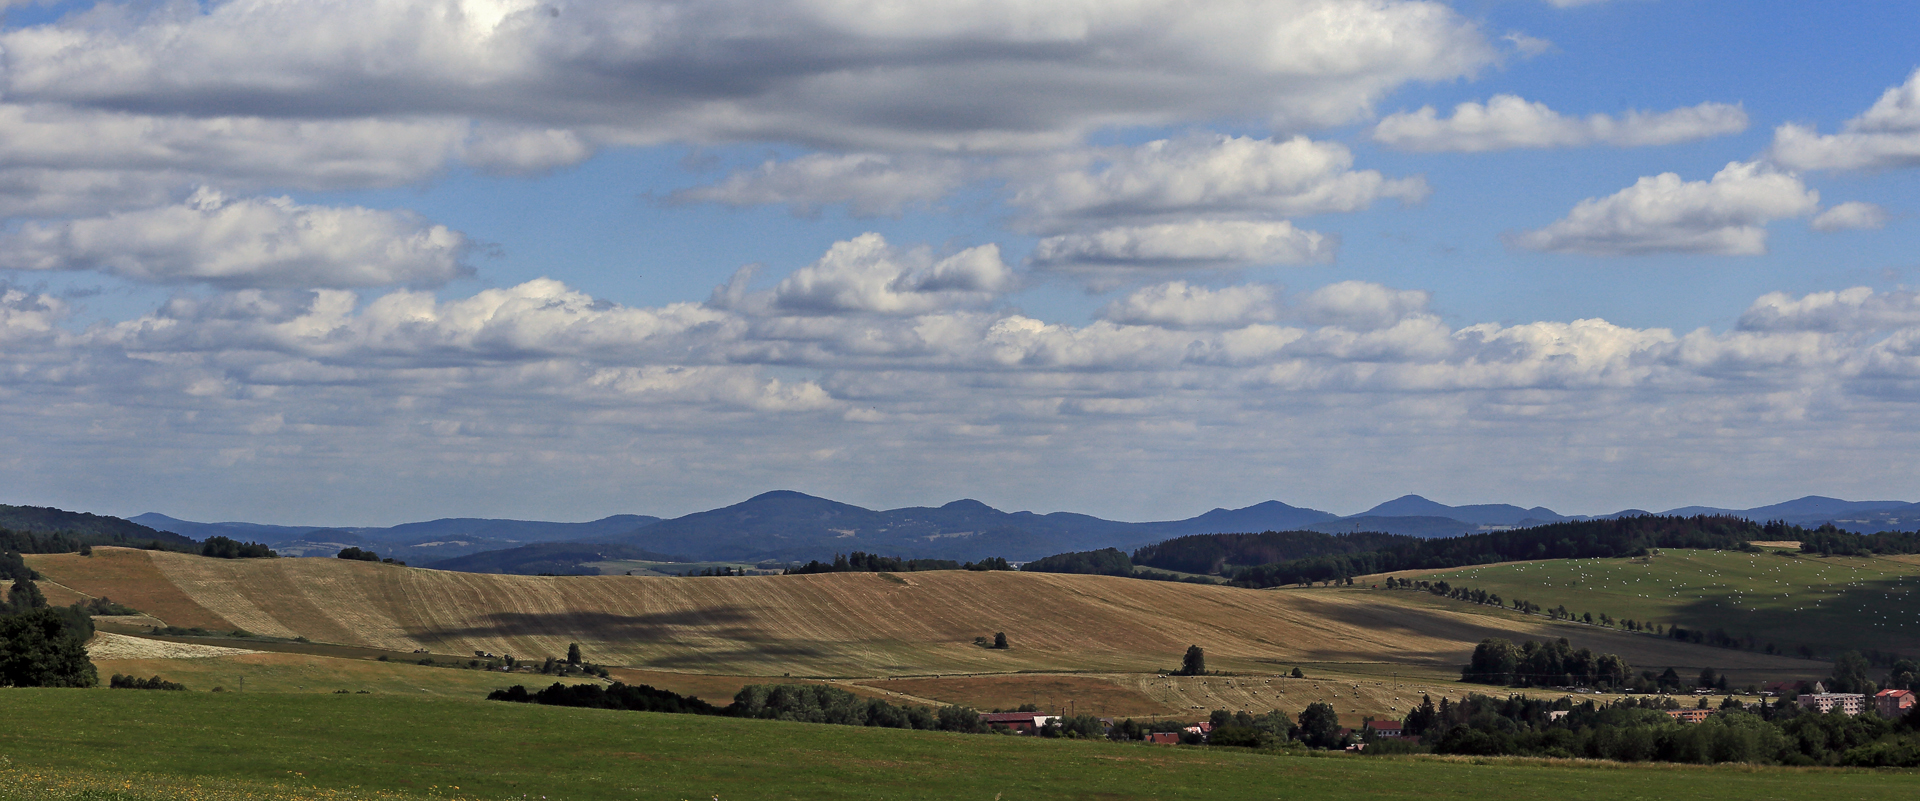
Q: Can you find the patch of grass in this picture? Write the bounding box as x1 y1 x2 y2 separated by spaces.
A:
1400 549 1920 657
91 652 602 696
2 691 1916 801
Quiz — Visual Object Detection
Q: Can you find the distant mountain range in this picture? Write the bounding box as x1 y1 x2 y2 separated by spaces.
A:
113 491 1920 574
128 512 661 563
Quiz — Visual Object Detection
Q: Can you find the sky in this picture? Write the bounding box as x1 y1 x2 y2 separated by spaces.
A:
2 0 1918 525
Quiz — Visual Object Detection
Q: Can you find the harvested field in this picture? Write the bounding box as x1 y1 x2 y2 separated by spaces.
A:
87 631 260 660
26 549 234 629
32 548 1819 683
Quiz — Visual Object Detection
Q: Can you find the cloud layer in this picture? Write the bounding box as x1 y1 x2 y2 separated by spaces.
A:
1373 95 1747 152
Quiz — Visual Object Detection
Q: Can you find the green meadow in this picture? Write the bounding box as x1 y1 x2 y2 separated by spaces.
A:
1410 549 1920 656
2 690 1916 801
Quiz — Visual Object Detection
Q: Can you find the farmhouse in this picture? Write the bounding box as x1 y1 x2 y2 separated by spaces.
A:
1797 692 1867 716
1876 689 1915 719
978 712 1057 733
1143 732 1181 745
1362 720 1405 737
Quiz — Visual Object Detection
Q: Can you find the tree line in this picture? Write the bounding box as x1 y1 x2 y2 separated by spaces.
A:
1462 637 1633 688
1227 516 1767 588
784 552 1011 574
1021 548 1133 576
490 680 995 734
1398 691 1920 767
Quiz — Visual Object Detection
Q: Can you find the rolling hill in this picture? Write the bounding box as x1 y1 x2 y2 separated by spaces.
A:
31 547 1819 683
1394 548 1920 658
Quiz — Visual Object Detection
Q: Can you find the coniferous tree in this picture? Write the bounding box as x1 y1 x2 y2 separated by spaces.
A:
993 632 1008 649
567 642 583 665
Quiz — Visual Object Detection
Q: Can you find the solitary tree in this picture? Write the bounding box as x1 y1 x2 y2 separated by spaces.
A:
567 642 583 666
993 632 1008 649
1290 666 1305 679
1179 645 1205 676
1698 667 1719 688
1296 702 1342 749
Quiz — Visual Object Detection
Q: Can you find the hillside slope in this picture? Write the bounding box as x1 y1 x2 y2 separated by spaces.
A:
1397 549 1920 657
30 548 1816 680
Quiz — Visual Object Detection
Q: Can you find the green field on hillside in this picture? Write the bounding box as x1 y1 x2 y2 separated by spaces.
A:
1403 549 1920 657
1 690 1916 801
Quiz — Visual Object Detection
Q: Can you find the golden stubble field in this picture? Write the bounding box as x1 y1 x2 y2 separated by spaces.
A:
30 548 1826 717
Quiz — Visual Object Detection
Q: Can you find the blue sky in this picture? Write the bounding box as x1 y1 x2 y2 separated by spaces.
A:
1 0 1917 525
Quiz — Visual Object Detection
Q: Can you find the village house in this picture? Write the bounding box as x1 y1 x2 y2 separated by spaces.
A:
1875 689 1915 719
1797 692 1867 716
1362 720 1404 737
977 712 1058 734
1143 732 1181 745
1664 708 1712 723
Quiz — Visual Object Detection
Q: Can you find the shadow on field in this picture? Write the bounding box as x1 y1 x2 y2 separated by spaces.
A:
1665 571 1920 656
429 607 756 639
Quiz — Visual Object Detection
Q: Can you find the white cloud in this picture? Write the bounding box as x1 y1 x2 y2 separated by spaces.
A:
0 189 472 289
1031 220 1335 272
1013 135 1426 230
1509 161 1819 256
1738 287 1920 332
9 252 1920 526
0 0 1496 152
1810 201 1890 232
1101 282 1280 329
1298 281 1432 330
1770 69 1920 171
771 234 1013 315
1373 95 1747 152
671 154 972 217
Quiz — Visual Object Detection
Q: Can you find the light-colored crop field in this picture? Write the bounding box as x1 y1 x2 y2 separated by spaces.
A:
26 548 1823 695
1386 549 1920 657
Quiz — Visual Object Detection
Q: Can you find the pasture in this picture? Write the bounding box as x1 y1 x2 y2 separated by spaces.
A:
1 690 1915 801
1394 549 1920 657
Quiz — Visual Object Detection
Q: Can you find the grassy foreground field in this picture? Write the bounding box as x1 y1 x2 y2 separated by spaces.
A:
1 690 1915 801
1398 549 1920 656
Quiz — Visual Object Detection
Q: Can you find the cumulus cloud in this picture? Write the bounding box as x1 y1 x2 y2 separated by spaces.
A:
1102 282 1280 328
0 0 1496 152
1771 69 1920 171
1030 220 1335 272
8 248 1920 524
1810 201 1890 232
0 188 472 288
1508 161 1819 256
1013 135 1426 230
1298 281 1432 330
1738 287 1920 332
670 154 973 217
1372 95 1747 152
771 234 1013 315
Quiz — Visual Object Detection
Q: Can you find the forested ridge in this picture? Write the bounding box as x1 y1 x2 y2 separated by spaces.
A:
1223 516 1773 588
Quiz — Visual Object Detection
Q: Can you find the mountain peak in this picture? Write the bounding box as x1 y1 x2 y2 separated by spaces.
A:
939 499 998 513
1362 494 1450 517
